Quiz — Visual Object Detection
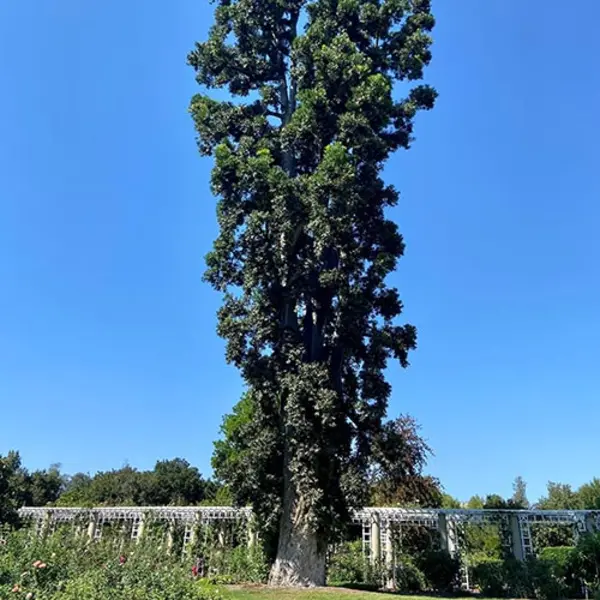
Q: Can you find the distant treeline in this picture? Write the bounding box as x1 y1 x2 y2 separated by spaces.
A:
3 449 600 522
0 451 227 524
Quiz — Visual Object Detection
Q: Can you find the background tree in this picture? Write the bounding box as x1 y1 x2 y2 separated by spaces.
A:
0 452 24 526
441 494 462 509
537 482 581 510
149 458 209 505
510 476 529 509
56 460 216 507
58 473 94 507
575 478 600 510
24 464 66 507
533 482 582 548
189 0 436 585
368 415 442 507
466 495 484 509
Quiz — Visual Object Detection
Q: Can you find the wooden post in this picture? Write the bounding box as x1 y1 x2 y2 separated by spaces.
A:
370 513 381 564
385 523 395 590
509 514 525 562
86 512 97 541
438 513 457 556
39 510 52 538
247 518 258 549
166 521 175 553
137 512 147 543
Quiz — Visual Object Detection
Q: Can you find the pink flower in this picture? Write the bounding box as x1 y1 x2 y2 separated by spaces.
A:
11 584 21 593
32 561 41 568
38 563 47 569
119 555 127 565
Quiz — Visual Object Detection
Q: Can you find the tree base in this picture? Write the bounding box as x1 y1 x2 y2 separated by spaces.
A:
268 530 326 587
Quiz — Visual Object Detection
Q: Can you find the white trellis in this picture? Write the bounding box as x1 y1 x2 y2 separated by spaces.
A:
15 505 600 590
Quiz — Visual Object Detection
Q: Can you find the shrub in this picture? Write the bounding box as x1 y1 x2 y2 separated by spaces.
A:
203 546 269 584
327 541 386 588
394 553 427 593
472 551 577 600
471 557 506 597
416 548 460 592
535 546 577 599
0 529 222 600
569 533 600 593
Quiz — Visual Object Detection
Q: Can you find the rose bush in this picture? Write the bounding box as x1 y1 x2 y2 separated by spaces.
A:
0 530 222 600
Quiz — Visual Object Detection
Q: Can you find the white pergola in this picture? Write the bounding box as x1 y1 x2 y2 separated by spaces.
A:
17 505 598 564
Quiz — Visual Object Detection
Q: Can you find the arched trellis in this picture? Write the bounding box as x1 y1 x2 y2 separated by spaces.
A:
353 508 599 589
15 506 600 589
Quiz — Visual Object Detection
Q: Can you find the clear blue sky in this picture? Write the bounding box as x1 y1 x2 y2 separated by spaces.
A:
1 0 599 505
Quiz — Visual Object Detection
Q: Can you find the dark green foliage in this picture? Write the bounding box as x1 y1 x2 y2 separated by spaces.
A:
57 459 216 507
394 553 428 592
327 542 458 594
0 452 23 527
491 559 532 599
569 533 600 592
472 558 533 598
190 0 437 562
471 547 582 599
0 452 66 524
415 548 460 592
471 558 505 597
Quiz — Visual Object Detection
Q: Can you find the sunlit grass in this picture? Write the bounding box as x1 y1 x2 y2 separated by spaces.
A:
223 585 479 600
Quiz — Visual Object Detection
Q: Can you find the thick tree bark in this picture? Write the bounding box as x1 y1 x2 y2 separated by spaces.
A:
268 444 326 587
269 10 327 587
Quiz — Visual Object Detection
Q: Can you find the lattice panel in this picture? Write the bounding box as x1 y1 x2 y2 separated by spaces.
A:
361 522 371 558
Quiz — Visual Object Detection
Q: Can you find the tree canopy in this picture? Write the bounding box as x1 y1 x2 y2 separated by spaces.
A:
57 459 216 507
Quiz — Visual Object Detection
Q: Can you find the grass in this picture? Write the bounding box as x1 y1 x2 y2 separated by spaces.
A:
223 585 476 600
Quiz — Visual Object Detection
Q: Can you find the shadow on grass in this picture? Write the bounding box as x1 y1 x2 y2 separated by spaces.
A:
332 583 480 598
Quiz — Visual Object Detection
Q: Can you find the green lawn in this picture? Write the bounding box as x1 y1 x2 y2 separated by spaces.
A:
223 586 471 600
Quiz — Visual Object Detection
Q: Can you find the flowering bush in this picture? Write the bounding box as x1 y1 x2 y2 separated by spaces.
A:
0 530 222 600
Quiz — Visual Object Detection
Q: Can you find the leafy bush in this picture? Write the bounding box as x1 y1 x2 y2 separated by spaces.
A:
416 548 460 592
471 550 577 599
327 541 386 588
538 546 574 569
0 529 222 600
534 546 578 599
200 546 269 584
472 557 506 597
569 533 600 593
394 553 427 593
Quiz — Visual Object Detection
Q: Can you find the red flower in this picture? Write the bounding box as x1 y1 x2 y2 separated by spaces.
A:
191 565 198 577
119 555 127 565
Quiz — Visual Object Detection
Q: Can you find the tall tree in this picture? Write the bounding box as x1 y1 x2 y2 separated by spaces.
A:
511 475 529 509
189 0 436 586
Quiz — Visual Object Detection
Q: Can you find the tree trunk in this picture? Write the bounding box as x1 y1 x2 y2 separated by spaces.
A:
268 446 326 587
